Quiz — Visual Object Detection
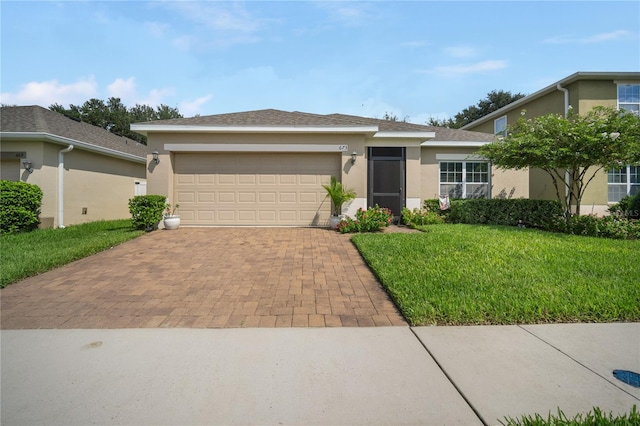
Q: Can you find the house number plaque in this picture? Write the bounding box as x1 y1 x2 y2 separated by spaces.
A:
338 145 349 152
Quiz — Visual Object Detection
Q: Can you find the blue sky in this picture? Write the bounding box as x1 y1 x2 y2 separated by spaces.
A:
2 1 639 123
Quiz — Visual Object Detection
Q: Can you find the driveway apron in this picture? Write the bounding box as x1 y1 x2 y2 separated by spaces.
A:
1 228 407 329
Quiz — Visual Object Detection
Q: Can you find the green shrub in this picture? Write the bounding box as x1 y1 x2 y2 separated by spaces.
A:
338 205 393 233
610 194 640 220
0 180 43 234
566 214 640 239
128 195 167 231
439 198 564 231
401 207 444 226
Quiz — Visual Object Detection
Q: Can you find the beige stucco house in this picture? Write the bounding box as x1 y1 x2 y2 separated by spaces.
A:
1 105 147 228
462 71 640 215
132 109 531 227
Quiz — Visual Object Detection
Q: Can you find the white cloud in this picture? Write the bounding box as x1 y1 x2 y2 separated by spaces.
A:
106 77 175 108
179 95 213 117
0 77 97 106
107 77 137 103
418 60 508 75
313 1 377 26
138 88 175 107
145 21 170 38
444 46 478 58
544 30 634 44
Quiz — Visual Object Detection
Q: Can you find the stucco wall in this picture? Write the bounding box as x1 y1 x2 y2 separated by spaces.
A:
1 139 145 228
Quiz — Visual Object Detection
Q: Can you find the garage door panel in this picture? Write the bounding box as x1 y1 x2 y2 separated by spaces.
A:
218 175 236 185
218 192 235 203
175 153 340 226
197 175 215 184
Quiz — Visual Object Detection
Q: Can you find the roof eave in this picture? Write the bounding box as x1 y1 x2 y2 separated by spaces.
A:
460 71 640 129
421 141 491 147
130 124 379 137
1 132 146 163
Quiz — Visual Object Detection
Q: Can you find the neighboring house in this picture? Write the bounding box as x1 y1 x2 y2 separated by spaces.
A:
132 109 531 227
462 71 640 215
0 105 148 228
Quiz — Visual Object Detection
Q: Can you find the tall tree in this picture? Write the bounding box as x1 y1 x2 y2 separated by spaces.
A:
478 106 640 221
49 98 184 144
429 90 526 128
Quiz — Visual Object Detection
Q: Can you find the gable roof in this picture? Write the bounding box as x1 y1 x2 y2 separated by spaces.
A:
132 109 495 143
1 105 147 161
461 71 640 130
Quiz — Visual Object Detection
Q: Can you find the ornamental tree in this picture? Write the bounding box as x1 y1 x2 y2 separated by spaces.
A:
478 106 640 221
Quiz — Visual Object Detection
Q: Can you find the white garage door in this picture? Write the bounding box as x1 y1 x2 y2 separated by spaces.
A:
174 153 341 226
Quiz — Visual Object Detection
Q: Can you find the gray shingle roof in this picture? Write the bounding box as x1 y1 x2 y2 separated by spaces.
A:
1 105 147 158
134 109 496 142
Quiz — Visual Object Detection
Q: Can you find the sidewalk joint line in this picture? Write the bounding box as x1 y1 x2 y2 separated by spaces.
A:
517 325 640 402
409 327 488 426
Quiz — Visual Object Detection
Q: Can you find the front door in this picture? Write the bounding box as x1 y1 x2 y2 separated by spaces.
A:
368 147 405 221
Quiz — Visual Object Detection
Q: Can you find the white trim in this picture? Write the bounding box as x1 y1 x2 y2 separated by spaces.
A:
343 198 367 218
132 124 378 135
373 131 435 138
405 198 421 210
0 132 145 163
438 160 491 199
365 139 425 147
164 143 348 153
436 153 486 161
421 141 490 147
494 115 507 136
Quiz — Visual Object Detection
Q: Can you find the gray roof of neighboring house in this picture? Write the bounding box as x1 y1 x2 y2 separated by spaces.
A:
133 109 495 142
1 105 147 158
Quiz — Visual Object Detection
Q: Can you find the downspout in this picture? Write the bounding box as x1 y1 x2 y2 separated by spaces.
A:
557 84 571 212
58 145 74 228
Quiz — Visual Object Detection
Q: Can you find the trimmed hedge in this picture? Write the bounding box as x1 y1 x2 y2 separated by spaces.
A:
424 198 564 230
0 180 43 234
609 194 640 220
128 195 167 231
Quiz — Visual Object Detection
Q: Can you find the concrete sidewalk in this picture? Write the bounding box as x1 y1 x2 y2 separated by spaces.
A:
2 323 638 425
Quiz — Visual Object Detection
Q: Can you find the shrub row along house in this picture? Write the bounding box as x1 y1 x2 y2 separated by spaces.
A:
1 71 637 228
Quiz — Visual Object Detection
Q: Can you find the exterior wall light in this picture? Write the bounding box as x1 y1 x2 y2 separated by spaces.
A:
152 150 160 164
351 151 357 164
22 159 34 173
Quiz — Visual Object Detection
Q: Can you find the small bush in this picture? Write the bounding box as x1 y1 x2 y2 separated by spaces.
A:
128 195 167 231
0 180 43 234
610 194 640 220
566 214 640 239
338 205 393 233
401 207 444 226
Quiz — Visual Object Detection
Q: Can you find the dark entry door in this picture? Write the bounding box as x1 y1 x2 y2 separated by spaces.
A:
368 147 405 220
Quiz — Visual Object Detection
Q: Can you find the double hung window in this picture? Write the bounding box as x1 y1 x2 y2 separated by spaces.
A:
608 84 640 202
440 162 490 199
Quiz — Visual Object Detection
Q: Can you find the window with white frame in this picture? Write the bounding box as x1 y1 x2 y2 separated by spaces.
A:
494 116 507 136
618 84 640 114
611 84 640 202
440 162 490 199
608 166 639 203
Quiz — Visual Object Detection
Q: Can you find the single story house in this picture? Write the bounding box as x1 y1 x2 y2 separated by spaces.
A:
1 105 147 228
462 71 640 215
132 109 532 227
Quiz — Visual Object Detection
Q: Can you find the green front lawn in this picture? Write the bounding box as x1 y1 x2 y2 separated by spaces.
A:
352 224 640 325
0 219 143 288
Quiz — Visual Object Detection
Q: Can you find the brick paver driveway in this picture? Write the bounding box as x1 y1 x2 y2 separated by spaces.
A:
1 228 407 329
